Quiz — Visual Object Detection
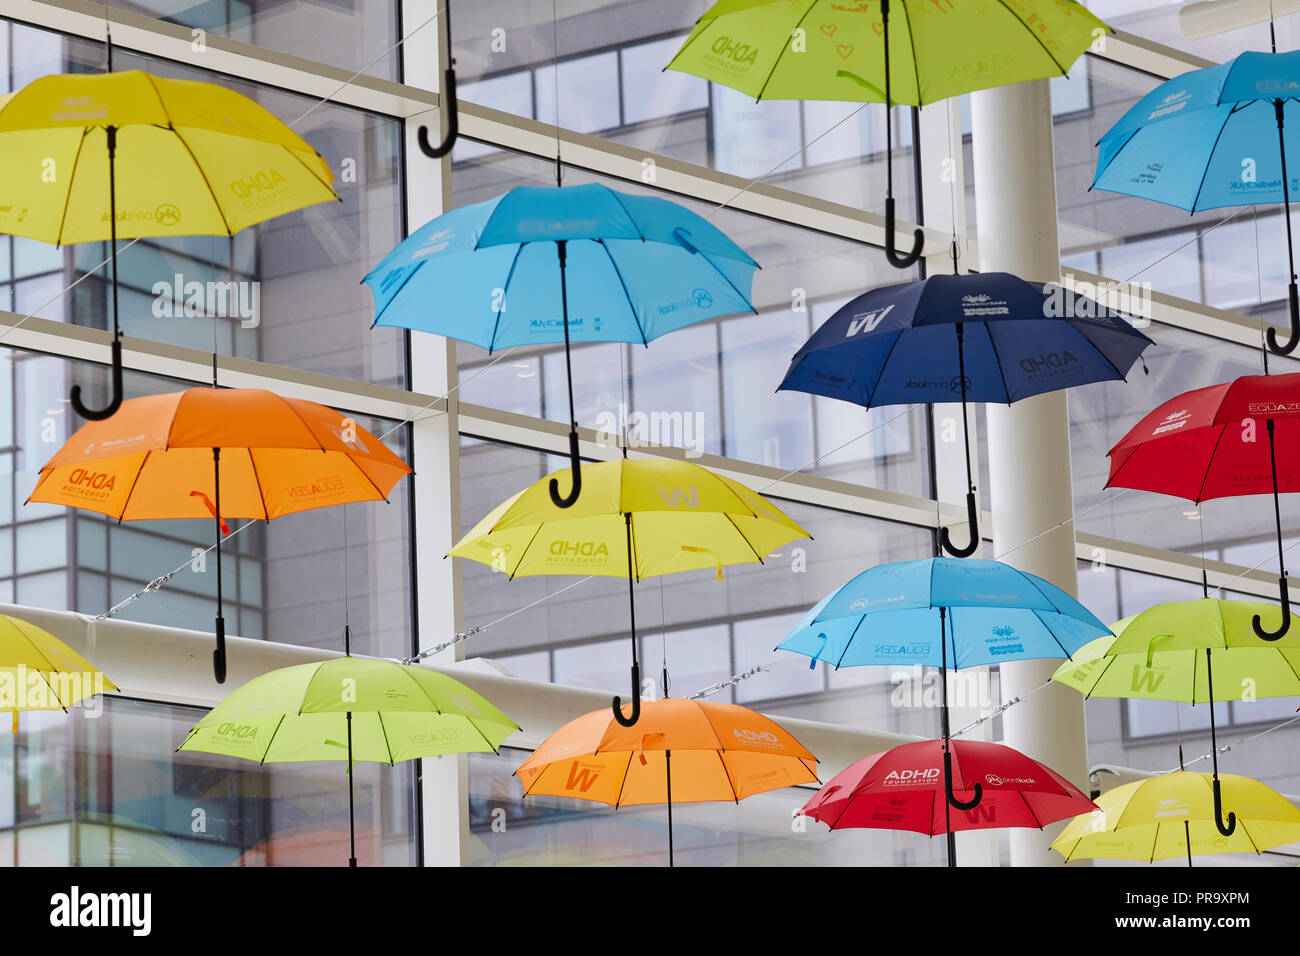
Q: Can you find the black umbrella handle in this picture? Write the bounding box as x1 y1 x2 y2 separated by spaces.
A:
944 747 982 810
70 335 125 421
1267 282 1300 355
1253 576 1291 641
213 615 227 684
1212 777 1237 837
613 662 641 727
939 490 980 558
885 197 925 270
548 430 583 508
416 68 460 159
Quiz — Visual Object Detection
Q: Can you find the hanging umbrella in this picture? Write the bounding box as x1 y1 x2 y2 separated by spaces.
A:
778 271 1153 554
449 457 810 726
0 61 339 419
800 738 1096 843
1106 371 1300 639
1052 771 1300 865
0 613 117 731
777 556 1111 864
515 696 818 866
1052 596 1298 839
665 0 1108 268
26 386 412 683
1091 40 1300 355
363 181 758 509
178 650 519 867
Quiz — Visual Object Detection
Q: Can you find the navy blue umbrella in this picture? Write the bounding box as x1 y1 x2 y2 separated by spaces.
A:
778 272 1154 555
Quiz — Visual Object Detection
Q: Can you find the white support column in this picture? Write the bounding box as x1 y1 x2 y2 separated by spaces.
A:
402 0 469 868
970 79 1089 868
918 98 997 868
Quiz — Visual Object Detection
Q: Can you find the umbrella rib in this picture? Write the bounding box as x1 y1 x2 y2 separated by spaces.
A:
1189 109 1237 215
53 129 90 246
993 0 1070 77
594 239 648 347
693 247 760 319
833 613 867 671
612 750 634 809
246 447 272 522
723 512 766 566
753 2 819 102
714 748 741 805
1192 424 1230 506
168 126 238 238
1030 609 1076 662
278 398 330 452
506 522 547 581
862 329 907 410
114 448 152 523
1069 320 1140 384
898 0 924 107
258 713 287 765
487 242 526 352
604 190 648 242
377 711 396 765
982 322 1015 403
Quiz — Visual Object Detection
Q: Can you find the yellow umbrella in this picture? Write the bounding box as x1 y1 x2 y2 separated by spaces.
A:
1052 771 1300 865
450 457 810 726
0 614 117 731
0 67 338 419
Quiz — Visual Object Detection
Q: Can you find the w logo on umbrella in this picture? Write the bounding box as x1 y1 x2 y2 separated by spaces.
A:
1130 666 1166 693
657 486 700 507
565 762 601 792
845 304 894 337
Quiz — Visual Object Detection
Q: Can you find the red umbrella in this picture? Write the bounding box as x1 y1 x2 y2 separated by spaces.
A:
1106 371 1300 639
799 739 1095 837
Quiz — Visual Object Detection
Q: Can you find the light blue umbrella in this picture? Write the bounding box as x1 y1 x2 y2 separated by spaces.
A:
777 557 1110 849
363 182 758 506
1092 41 1300 355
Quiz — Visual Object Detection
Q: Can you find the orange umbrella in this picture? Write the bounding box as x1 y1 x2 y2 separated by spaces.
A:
516 696 818 866
27 386 411 682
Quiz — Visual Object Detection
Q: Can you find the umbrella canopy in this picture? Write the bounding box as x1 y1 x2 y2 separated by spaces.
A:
666 0 1107 107
178 656 519 866
515 697 817 866
777 556 1109 864
777 557 1111 671
800 739 1096 837
1052 599 1300 702
1052 597 1297 838
779 273 1153 554
1092 49 1300 354
28 387 412 682
665 0 1106 268
0 69 337 244
452 458 810 728
450 457 808 580
779 272 1153 409
365 183 756 350
0 69 339 420
1052 772 1300 865
1105 372 1300 640
0 614 117 729
365 182 757 508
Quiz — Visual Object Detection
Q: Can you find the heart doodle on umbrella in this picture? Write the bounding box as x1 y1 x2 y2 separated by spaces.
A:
837 44 854 59
820 23 836 36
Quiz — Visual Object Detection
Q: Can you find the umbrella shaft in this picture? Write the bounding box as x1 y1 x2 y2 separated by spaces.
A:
107 125 120 340
348 710 357 867
666 749 673 868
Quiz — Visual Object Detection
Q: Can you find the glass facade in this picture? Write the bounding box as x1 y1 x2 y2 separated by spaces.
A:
0 0 1298 869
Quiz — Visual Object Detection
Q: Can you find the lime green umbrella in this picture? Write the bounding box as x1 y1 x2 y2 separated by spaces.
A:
178 653 519 866
1051 597 1297 844
666 0 1108 267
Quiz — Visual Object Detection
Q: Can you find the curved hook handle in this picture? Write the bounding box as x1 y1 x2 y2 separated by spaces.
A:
884 197 924 270
939 490 980 558
1252 575 1291 641
1267 281 1300 356
944 748 982 810
213 614 227 684
548 430 583 508
416 68 460 159
1212 777 1237 837
612 661 641 727
70 337 124 421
